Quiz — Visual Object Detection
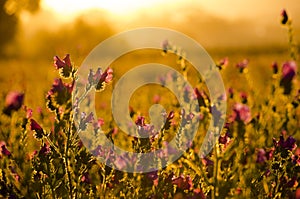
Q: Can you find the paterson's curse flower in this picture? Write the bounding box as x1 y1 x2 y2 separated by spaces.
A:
231 103 251 124
30 119 44 139
0 141 11 157
3 91 24 116
280 61 297 94
54 54 73 78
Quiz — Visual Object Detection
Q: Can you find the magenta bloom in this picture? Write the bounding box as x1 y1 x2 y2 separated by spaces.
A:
274 135 297 151
280 61 297 94
53 54 72 69
172 175 193 190
3 91 24 116
232 103 251 124
39 143 50 156
30 119 44 139
236 59 249 72
216 57 229 70
81 172 91 184
0 141 11 157
135 116 145 127
282 61 297 81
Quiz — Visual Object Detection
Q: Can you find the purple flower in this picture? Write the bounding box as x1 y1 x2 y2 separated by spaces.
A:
0 141 11 157
281 9 288 25
216 57 229 70
30 119 44 139
135 116 145 126
194 88 210 107
228 88 234 99
81 172 91 184
275 135 297 151
39 143 50 156
236 59 249 72
146 170 158 181
88 67 113 91
282 61 297 81
3 91 24 116
53 54 72 69
240 92 248 103
172 175 193 190
232 103 251 124
256 149 267 163
219 131 230 146
79 112 94 131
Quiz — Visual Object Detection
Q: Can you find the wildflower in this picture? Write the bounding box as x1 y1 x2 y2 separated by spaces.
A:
30 119 44 139
26 108 33 119
193 88 210 107
146 170 158 181
236 59 249 72
275 135 297 151
219 131 230 146
79 112 94 131
39 143 50 156
9 166 20 181
0 141 11 157
88 67 113 91
280 9 288 25
162 40 169 53
3 91 24 116
46 78 73 109
152 94 161 104
135 116 145 127
240 92 248 103
216 57 229 70
282 61 297 81
163 111 174 130
54 54 73 78
256 149 267 163
53 54 72 69
228 88 234 99
280 61 297 94
81 172 91 184
232 103 251 124
172 175 193 190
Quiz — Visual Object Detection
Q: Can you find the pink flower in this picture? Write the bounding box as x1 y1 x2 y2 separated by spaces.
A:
236 59 249 72
0 141 11 157
30 119 44 139
26 108 33 119
135 116 145 127
39 143 50 156
172 175 193 190
282 61 297 81
81 172 91 184
152 95 161 103
3 91 24 116
232 103 251 124
216 57 229 69
53 54 72 69
79 112 94 131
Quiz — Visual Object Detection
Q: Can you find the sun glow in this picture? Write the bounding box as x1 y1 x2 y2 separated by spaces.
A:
42 0 174 17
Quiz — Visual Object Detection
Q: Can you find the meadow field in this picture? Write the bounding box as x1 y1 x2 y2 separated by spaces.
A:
0 1 300 198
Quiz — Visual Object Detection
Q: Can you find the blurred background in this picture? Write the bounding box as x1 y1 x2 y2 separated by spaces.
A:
0 0 299 109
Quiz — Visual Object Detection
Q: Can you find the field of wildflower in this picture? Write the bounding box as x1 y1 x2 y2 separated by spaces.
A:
0 7 300 199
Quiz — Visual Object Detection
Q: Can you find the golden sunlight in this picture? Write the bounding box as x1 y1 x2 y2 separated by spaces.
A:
41 0 176 17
